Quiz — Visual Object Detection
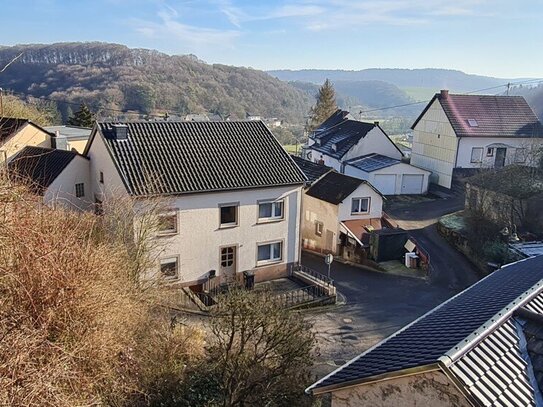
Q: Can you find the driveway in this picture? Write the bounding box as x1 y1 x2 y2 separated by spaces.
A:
305 191 481 379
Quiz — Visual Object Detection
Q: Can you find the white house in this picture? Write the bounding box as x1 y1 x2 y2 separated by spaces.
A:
304 110 429 195
8 146 91 211
344 153 430 195
83 120 306 288
411 90 543 188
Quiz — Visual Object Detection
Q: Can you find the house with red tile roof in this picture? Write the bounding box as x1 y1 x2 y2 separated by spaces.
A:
411 90 543 188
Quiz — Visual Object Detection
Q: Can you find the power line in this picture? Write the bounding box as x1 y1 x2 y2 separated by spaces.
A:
358 77 543 116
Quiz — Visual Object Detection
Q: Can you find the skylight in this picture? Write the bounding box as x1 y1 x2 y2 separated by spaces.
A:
468 119 479 127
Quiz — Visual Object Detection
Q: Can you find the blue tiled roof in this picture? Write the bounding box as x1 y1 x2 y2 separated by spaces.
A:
345 153 400 172
308 255 543 403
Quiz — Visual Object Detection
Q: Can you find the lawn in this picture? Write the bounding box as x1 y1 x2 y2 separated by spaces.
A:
282 144 300 155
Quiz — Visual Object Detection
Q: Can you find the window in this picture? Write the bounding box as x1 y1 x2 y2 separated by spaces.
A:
258 200 284 221
219 203 238 227
257 241 282 264
99 171 104 184
470 147 483 163
351 197 370 214
315 221 324 236
160 257 178 278
515 148 527 163
467 119 479 127
157 211 178 235
221 247 235 267
75 183 85 198
486 147 494 157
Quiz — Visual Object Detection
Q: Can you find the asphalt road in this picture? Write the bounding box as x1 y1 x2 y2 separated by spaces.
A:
305 192 481 379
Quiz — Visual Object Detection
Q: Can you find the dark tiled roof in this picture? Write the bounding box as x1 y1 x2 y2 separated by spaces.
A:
96 121 306 196
8 146 78 192
311 119 376 159
290 155 331 183
305 171 365 205
0 117 29 143
308 255 543 397
313 109 350 133
412 93 543 138
344 153 400 172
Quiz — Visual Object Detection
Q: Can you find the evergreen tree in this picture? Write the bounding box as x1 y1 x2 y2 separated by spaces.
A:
67 103 94 127
306 79 338 132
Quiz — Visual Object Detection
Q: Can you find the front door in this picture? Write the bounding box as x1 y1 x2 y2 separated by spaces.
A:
495 148 506 168
220 246 237 282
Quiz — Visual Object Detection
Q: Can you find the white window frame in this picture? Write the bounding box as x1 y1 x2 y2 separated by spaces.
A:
159 256 178 279
471 147 483 163
157 210 178 236
315 221 324 236
486 147 494 157
219 202 239 228
515 148 527 163
256 240 283 266
75 182 85 198
351 197 371 215
257 199 284 222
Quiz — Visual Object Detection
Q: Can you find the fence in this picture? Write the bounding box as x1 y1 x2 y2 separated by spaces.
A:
275 284 333 309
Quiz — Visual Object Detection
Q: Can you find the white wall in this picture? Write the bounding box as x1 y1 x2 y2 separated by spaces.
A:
337 183 383 221
343 127 403 161
308 148 342 171
86 132 129 202
411 98 458 188
344 162 429 195
44 155 93 211
456 136 543 168
142 185 302 285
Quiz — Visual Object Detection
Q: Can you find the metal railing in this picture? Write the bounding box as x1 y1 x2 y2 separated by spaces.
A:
275 284 332 309
289 263 335 288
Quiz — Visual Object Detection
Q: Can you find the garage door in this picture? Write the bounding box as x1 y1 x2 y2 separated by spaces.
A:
373 174 396 195
401 174 424 194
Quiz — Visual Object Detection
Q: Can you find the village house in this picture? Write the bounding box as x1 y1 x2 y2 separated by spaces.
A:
411 90 543 188
292 155 390 263
465 165 543 233
83 120 306 287
307 254 543 407
305 110 430 195
0 117 55 162
44 125 92 153
8 146 91 211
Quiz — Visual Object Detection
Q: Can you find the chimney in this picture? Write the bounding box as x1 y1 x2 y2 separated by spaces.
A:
374 121 379 126
440 89 449 99
111 124 128 140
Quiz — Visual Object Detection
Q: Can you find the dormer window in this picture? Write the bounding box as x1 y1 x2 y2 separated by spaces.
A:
467 119 478 127
316 139 321 146
331 143 337 152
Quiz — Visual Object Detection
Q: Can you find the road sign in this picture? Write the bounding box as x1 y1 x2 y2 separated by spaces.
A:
325 254 334 265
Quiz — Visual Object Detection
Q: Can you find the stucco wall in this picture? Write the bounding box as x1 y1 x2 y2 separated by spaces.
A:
67 139 89 153
2 124 52 161
44 155 92 211
457 137 543 169
411 98 458 188
331 371 470 407
141 185 302 285
343 127 403 161
338 184 383 221
302 193 339 254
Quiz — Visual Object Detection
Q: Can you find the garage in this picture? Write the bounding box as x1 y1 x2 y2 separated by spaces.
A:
401 174 424 194
373 174 396 195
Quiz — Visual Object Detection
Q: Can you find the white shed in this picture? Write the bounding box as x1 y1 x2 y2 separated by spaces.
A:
344 154 431 195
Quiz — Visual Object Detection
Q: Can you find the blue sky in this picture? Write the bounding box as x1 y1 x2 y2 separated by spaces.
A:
1 0 542 78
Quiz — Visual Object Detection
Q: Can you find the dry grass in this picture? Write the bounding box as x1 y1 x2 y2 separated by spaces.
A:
0 178 204 406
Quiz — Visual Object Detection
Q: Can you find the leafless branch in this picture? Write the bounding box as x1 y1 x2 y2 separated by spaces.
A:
0 52 23 74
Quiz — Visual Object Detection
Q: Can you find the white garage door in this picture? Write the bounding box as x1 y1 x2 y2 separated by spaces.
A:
401 174 424 194
373 174 396 195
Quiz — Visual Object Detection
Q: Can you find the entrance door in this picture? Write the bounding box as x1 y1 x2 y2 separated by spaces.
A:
495 148 506 168
220 246 237 282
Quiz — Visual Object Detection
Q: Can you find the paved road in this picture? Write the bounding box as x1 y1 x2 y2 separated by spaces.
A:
305 192 481 379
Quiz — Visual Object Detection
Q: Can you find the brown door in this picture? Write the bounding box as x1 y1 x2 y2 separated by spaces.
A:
220 246 237 282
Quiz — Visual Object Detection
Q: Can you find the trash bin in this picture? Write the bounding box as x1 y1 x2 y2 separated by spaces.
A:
243 270 255 290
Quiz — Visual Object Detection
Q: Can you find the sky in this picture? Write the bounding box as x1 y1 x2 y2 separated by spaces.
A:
1 0 542 78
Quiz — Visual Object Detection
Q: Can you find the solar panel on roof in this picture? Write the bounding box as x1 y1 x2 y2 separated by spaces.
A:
349 154 399 172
